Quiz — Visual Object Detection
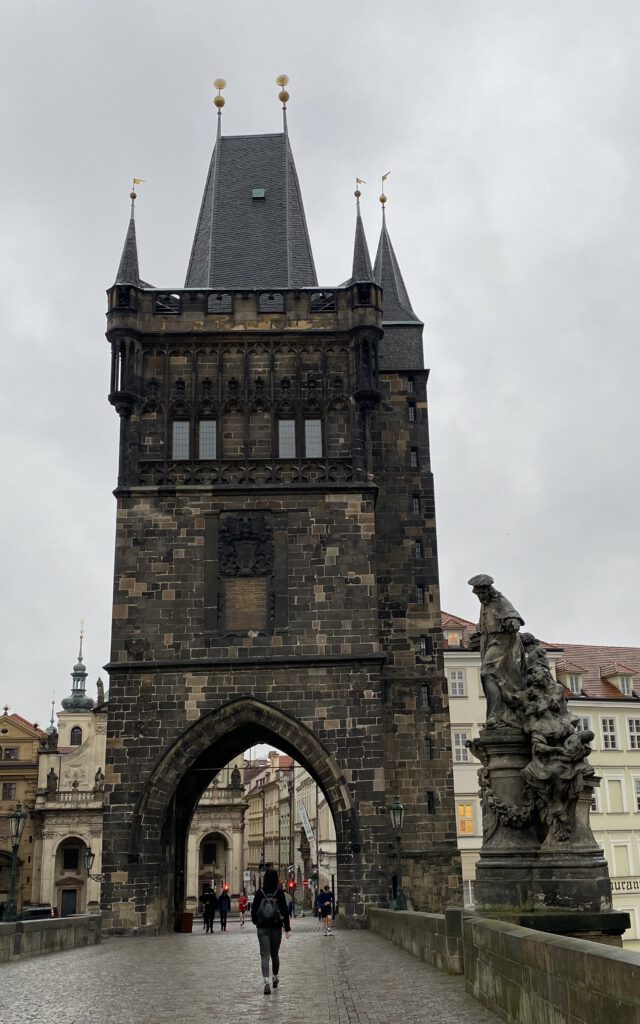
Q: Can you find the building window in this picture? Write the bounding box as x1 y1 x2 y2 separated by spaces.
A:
420 684 430 709
62 847 79 871
620 676 633 696
426 791 436 814
568 674 581 695
410 448 419 468
70 727 82 746
457 803 474 834
453 731 470 762
412 495 421 516
591 789 600 813
575 716 592 735
424 738 433 759
2 782 16 800
412 540 423 560
602 718 618 750
406 378 414 395
202 842 217 864
607 778 624 813
449 670 465 697
416 584 425 604
634 779 640 813
278 419 296 459
419 636 432 657
304 419 322 458
3 747 18 761
629 720 640 750
172 420 189 460
198 420 217 459
408 403 416 423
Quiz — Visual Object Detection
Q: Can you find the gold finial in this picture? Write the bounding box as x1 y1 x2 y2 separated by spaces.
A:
130 177 145 202
355 176 366 201
276 74 290 107
213 78 226 109
379 171 390 205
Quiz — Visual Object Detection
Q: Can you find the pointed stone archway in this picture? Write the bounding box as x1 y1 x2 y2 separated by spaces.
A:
114 698 362 933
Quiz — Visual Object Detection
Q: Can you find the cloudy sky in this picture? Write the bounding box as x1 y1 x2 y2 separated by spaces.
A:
2 1 638 725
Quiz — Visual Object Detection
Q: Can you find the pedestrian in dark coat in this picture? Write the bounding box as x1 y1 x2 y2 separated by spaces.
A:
218 887 231 931
199 885 218 933
251 868 291 995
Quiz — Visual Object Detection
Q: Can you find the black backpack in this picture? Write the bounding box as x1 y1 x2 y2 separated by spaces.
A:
255 890 281 927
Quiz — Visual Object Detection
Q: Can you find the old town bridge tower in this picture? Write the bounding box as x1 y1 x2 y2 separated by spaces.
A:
102 85 461 932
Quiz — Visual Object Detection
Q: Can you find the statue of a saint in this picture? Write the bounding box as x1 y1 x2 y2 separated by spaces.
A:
94 767 105 792
46 767 58 795
468 574 526 728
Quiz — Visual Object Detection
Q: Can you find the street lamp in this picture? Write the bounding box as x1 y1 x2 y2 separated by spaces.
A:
389 796 407 911
5 802 28 922
83 846 105 882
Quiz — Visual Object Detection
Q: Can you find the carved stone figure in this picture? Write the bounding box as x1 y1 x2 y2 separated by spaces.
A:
218 512 274 577
94 767 106 792
520 634 595 845
46 728 59 752
46 768 59 795
230 767 242 788
467 574 526 728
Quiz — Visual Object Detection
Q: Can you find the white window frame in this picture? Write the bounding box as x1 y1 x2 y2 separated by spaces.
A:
449 669 466 698
628 719 640 750
575 716 592 736
604 775 627 814
457 800 474 835
568 674 582 695
601 717 618 750
452 731 470 763
619 676 633 696
611 841 633 877
590 788 600 813
633 777 640 813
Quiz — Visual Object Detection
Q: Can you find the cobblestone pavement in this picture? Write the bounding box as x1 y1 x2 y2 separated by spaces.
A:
0 916 499 1024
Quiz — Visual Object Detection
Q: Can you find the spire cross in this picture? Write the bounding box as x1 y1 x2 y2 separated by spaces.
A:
79 620 84 659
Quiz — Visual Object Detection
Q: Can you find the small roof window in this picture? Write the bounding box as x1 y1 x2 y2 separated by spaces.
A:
252 188 266 200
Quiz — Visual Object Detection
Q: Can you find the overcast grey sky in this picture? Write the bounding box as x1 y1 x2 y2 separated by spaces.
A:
2 0 638 725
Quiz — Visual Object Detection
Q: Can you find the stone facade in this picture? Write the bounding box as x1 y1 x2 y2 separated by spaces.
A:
0 710 46 916
101 113 461 932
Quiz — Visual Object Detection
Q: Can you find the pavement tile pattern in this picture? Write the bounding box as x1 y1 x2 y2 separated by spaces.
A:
0 916 499 1024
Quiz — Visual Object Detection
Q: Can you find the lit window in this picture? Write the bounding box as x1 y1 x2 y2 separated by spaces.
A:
199 420 217 459
602 718 618 750
412 540 423 560
410 448 419 468
449 670 465 697
453 731 469 762
446 630 461 646
172 420 189 460
278 419 296 459
412 495 421 516
70 727 82 746
2 782 16 800
304 419 322 458
568 674 581 695
629 720 640 750
408 404 416 422
457 803 474 834
620 676 633 696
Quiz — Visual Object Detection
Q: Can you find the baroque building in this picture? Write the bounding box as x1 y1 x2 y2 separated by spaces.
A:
102 84 461 932
0 709 45 917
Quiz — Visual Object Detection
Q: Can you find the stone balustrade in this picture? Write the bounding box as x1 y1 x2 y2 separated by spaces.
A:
0 915 101 962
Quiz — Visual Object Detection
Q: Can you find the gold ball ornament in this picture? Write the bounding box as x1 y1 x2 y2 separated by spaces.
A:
214 78 227 90
276 74 289 87
354 189 361 199
214 95 225 109
278 89 290 104
130 191 137 201
379 193 387 205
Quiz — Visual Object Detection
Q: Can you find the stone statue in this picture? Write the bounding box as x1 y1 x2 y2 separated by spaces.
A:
46 768 58 795
467 574 526 728
520 634 595 845
230 766 242 788
46 728 59 752
94 767 105 792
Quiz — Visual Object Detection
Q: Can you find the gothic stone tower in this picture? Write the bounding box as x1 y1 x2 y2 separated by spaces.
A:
102 94 461 932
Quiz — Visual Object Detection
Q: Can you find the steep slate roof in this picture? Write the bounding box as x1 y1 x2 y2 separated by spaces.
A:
115 210 140 287
374 209 421 323
185 132 317 289
350 203 374 281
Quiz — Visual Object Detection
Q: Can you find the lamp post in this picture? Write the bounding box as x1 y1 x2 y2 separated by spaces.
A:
389 795 407 911
5 802 28 922
83 846 105 882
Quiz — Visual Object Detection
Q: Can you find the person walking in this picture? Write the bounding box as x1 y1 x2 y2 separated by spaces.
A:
238 890 249 926
218 885 231 932
251 868 291 995
317 884 334 935
199 884 217 934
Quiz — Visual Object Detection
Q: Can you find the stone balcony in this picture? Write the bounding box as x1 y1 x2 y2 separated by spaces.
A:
35 789 105 811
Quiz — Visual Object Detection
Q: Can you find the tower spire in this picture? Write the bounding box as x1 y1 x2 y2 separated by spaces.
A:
374 180 424 370
350 179 374 282
61 625 94 711
115 182 141 287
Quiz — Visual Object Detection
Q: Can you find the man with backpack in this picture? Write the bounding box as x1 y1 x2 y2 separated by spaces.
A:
251 868 291 994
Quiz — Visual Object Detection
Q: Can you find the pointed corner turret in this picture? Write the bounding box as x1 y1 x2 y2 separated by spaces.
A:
374 193 424 371
349 185 374 283
115 189 140 287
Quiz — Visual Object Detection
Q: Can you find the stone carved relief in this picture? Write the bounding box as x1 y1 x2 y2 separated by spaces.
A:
218 513 274 577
